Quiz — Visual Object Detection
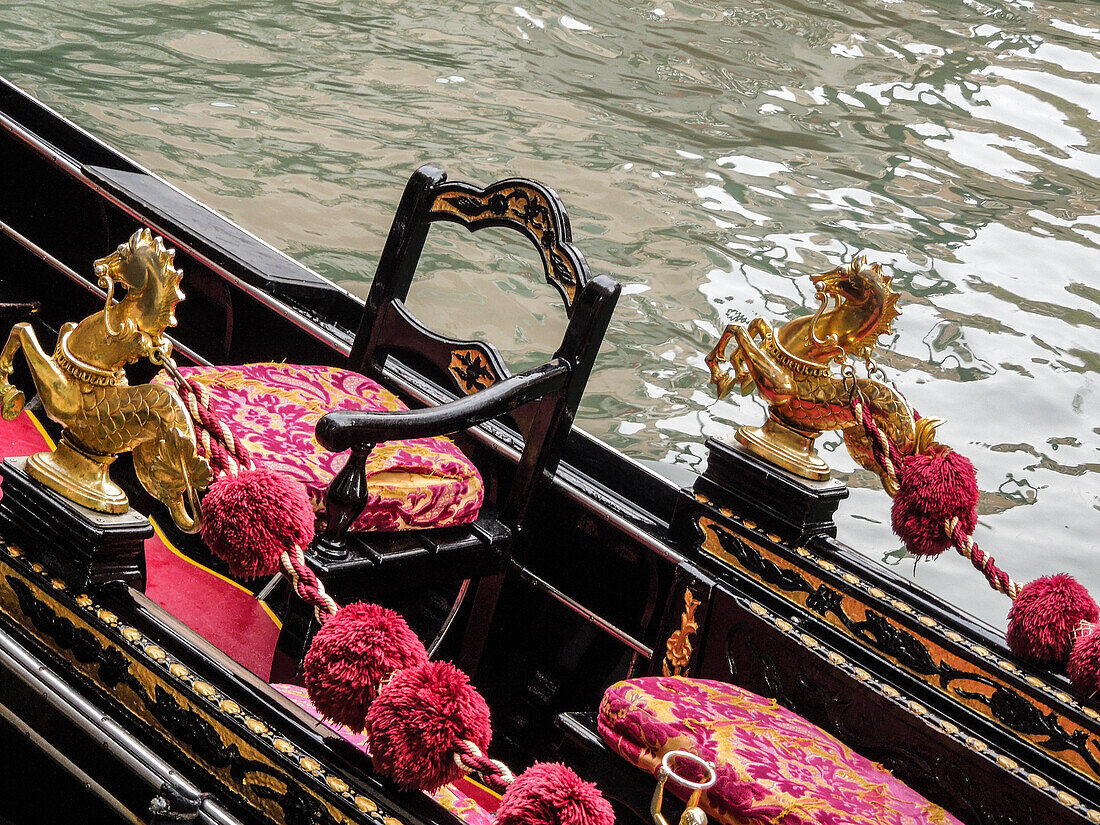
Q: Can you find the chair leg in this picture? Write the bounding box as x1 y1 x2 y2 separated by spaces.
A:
457 571 506 675
270 597 317 683
314 442 375 561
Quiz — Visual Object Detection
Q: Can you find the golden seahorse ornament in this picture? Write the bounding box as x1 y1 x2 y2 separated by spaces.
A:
0 228 210 530
706 256 941 490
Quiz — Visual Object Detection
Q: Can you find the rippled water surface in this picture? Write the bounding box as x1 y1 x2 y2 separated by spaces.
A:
1 0 1097 628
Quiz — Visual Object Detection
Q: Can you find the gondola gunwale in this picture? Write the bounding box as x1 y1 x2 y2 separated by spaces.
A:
0 540 478 825
0 576 244 825
685 504 1100 809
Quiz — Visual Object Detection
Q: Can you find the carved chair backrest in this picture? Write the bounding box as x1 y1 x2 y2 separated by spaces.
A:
348 164 619 534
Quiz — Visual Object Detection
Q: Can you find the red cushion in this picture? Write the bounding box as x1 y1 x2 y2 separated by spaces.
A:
599 676 964 825
273 683 499 824
157 364 483 531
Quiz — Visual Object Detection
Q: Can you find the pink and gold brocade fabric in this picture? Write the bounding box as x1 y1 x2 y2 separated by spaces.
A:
274 683 499 825
599 677 963 825
156 364 483 531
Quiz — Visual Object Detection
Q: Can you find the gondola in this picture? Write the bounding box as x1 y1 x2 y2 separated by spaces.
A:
0 74 1095 825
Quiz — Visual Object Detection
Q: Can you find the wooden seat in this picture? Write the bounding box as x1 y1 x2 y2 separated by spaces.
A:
263 164 619 678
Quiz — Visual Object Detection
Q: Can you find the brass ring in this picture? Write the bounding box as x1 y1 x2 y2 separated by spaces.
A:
660 750 717 791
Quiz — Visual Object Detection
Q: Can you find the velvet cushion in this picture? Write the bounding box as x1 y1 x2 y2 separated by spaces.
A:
599 676 963 825
157 364 483 531
274 683 498 825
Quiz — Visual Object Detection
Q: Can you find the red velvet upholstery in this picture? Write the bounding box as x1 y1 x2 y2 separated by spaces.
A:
155 363 483 531
599 676 964 825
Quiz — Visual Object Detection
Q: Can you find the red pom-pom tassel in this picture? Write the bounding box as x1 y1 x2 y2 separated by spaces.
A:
891 449 979 557
304 603 429 732
366 660 491 791
201 468 315 577
1007 574 1099 667
1068 624 1100 697
497 763 615 825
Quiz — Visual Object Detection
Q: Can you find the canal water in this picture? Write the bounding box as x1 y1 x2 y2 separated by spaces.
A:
1 0 1097 630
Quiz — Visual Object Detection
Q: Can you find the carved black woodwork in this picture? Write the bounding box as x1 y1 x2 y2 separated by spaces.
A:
346 163 618 535
274 164 620 676
693 508 1100 792
669 493 1100 822
0 546 464 825
0 457 150 590
647 562 716 678
312 441 375 562
707 590 1085 824
565 564 1094 823
428 178 587 309
6 75 1096 825
689 437 848 545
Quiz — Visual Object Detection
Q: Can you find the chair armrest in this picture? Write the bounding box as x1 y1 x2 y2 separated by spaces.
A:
316 360 571 451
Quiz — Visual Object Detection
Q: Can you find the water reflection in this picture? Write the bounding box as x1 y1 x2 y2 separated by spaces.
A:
0 0 1096 629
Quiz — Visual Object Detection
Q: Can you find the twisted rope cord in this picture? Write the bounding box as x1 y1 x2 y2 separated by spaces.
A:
173 376 253 476
849 394 1023 601
280 546 338 622
453 739 516 793
852 394 902 483
943 517 1022 600
159 359 338 621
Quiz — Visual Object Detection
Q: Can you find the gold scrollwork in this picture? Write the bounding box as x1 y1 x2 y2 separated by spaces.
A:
431 182 584 307
696 514 1100 785
663 589 702 677
0 546 396 825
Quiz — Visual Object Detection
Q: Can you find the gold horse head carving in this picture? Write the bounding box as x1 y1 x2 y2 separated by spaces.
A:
706 256 938 489
0 228 210 529
92 226 185 359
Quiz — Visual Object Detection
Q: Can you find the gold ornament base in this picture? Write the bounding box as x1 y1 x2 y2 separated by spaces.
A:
735 416 830 481
25 435 128 514
0 457 150 590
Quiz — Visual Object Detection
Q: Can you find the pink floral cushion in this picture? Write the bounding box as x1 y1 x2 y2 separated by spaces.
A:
156 364 483 531
599 677 963 825
274 683 499 825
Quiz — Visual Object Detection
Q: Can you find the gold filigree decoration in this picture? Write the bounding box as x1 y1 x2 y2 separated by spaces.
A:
431 183 583 307
662 589 702 677
0 543 395 825
695 512 1100 787
744 594 1094 820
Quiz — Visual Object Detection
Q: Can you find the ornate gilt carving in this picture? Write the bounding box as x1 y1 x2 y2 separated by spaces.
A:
706 257 939 488
0 545 398 825
662 589 702 677
0 229 210 529
695 512 1100 785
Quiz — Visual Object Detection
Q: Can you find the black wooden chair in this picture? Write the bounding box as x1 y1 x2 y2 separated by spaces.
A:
259 163 619 678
